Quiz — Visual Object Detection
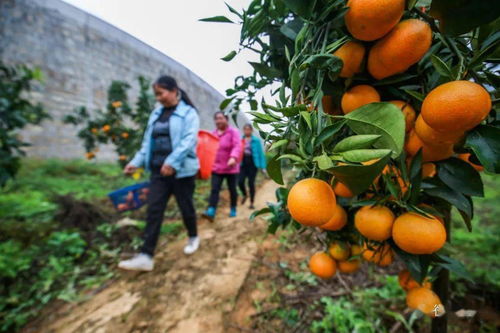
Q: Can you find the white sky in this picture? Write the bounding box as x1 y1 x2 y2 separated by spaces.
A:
62 0 256 96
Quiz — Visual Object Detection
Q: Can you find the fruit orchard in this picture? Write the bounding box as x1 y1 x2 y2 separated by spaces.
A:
204 0 500 330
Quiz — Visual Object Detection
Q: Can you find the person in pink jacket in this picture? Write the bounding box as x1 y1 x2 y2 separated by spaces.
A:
203 111 242 221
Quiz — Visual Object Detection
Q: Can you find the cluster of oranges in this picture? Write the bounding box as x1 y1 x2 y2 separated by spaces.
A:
288 177 449 317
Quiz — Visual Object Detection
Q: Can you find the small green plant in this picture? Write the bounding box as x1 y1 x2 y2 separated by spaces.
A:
0 62 49 187
63 76 154 166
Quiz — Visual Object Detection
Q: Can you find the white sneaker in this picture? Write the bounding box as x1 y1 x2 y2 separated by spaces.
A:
118 253 154 271
184 236 200 255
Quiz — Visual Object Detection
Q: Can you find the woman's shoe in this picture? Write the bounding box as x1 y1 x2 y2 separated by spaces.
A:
241 195 248 205
202 207 216 222
184 236 200 255
118 253 154 271
229 207 237 217
249 203 255 209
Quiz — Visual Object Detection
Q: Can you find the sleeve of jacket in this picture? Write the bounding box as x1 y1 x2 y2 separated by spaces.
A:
165 108 200 171
129 112 155 168
229 128 242 160
258 140 267 169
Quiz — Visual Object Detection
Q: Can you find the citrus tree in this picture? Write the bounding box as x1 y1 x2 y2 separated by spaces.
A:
0 62 49 187
204 0 500 330
63 77 154 167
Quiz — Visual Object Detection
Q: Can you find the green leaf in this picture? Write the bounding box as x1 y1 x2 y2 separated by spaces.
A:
280 18 304 40
422 179 472 218
269 139 289 151
333 135 381 153
464 125 500 173
290 68 300 98
344 102 406 158
249 111 280 122
340 149 392 163
249 62 283 79
432 253 474 282
300 111 312 130
328 152 391 195
199 16 234 23
315 121 345 147
221 50 237 62
219 97 234 110
277 154 306 164
282 0 317 18
430 55 453 78
393 247 431 284
403 89 425 102
266 153 284 185
430 0 500 36
250 207 271 221
314 153 334 170
437 158 484 197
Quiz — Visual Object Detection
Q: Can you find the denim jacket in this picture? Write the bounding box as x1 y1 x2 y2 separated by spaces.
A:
130 100 200 178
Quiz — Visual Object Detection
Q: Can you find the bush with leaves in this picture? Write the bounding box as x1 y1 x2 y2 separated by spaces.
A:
63 76 154 166
206 0 499 330
0 62 49 187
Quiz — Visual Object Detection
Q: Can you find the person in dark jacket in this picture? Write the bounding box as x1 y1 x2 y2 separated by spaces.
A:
119 76 200 272
239 124 267 209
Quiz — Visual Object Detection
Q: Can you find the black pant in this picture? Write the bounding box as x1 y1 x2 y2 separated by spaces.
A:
208 173 238 208
239 155 258 203
141 171 197 256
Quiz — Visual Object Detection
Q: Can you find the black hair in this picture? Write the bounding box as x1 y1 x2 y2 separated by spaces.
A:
243 123 253 130
214 111 229 120
153 75 195 108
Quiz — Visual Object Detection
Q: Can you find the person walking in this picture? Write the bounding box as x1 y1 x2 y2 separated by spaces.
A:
119 76 200 272
203 112 242 221
239 124 266 209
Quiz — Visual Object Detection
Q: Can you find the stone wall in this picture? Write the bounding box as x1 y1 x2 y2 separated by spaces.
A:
0 0 244 159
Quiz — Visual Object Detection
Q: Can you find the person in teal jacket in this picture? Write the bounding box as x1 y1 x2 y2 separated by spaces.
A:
119 76 200 272
239 124 267 209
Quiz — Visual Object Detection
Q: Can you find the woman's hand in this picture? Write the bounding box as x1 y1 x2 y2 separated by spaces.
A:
227 157 237 167
123 164 137 175
161 164 176 177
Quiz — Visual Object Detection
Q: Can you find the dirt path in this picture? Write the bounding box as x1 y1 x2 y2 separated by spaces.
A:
25 180 279 333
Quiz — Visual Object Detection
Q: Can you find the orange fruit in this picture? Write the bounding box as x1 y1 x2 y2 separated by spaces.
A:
320 204 347 231
119 155 127 161
406 287 445 318
392 212 446 254
344 0 405 41
351 244 363 257
405 130 454 162
338 259 361 273
398 269 432 291
362 243 393 267
414 115 463 145
458 153 484 171
329 241 351 261
309 252 337 279
85 152 95 160
121 132 129 139
421 81 492 132
341 85 380 114
102 124 111 132
368 19 432 80
91 128 98 134
389 100 416 132
354 205 395 241
333 181 354 198
287 178 336 226
112 101 123 108
421 163 437 178
333 41 366 78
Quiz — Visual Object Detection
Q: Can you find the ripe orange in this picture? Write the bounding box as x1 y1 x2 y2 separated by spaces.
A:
329 241 351 261
392 212 446 254
368 19 432 80
338 259 361 273
341 85 380 114
355 205 395 241
405 130 454 162
121 132 129 139
112 101 123 108
389 100 416 132
398 269 432 291
344 0 405 41
421 163 437 178
119 155 127 161
458 153 484 171
414 115 463 145
309 252 337 279
333 181 354 198
333 41 366 78
421 81 492 132
320 204 347 231
287 178 336 226
362 243 393 267
102 124 111 132
85 152 95 160
91 128 98 134
406 287 445 318
350 244 363 257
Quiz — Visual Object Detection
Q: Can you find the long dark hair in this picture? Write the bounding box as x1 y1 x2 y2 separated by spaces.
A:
153 75 195 108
